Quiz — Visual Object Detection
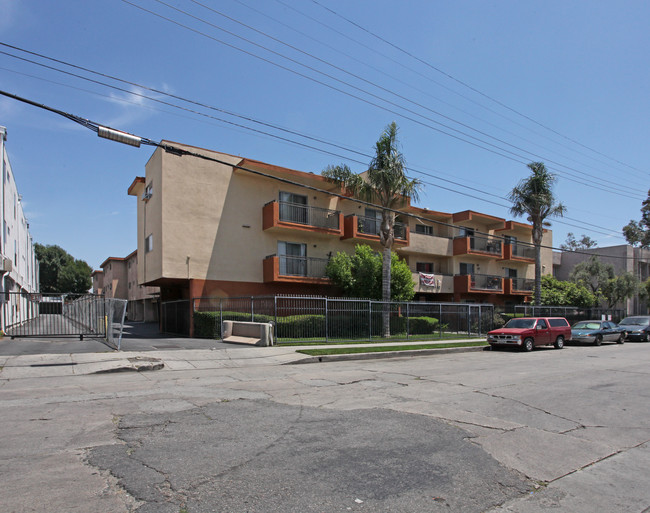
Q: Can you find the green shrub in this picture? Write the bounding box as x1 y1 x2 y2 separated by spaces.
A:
193 311 219 339
276 314 326 339
193 310 441 341
492 313 506 329
408 316 440 335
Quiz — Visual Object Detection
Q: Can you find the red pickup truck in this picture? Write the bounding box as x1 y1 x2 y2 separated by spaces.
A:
487 317 571 352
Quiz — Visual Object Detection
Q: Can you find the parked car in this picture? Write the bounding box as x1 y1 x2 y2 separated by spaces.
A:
618 316 650 342
570 320 625 345
487 317 571 351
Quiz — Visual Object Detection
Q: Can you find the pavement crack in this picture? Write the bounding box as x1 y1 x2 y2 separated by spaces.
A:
474 390 583 428
548 439 650 484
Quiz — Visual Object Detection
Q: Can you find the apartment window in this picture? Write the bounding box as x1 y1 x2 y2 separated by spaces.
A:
415 224 434 236
459 262 475 275
505 268 517 279
145 234 153 253
279 191 308 224
143 182 153 201
278 241 306 276
416 262 434 273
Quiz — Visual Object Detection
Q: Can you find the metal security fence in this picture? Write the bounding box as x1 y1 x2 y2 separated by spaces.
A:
510 305 626 324
161 299 191 336
105 298 128 350
190 295 494 344
3 292 127 347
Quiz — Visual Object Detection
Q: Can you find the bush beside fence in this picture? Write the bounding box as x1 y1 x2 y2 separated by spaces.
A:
193 309 443 342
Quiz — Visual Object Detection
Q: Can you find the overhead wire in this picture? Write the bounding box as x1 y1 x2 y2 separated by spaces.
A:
0 88 632 252
0 47 628 239
115 0 644 200
309 0 650 179
279 0 648 181
185 0 643 196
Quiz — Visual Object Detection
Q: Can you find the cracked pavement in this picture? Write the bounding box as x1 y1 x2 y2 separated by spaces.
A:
1 342 649 511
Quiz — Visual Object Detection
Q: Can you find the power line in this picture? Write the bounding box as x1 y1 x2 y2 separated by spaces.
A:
0 50 628 240
113 2 645 200
274 0 648 183
180 0 646 197
309 0 650 178
0 88 636 260
0 45 630 239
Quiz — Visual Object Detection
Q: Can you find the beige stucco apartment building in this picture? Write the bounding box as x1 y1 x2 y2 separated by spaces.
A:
128 141 554 307
95 251 159 322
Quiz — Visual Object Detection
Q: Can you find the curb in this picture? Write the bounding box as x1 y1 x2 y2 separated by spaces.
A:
287 344 488 364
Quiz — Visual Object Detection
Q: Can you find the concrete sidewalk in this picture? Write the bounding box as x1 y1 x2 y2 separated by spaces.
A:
0 338 485 378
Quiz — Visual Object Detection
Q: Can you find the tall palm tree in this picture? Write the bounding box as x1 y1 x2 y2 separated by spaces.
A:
323 122 421 336
508 162 566 305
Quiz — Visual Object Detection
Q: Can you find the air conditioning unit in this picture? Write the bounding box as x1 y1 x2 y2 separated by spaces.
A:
0 257 12 272
142 192 152 201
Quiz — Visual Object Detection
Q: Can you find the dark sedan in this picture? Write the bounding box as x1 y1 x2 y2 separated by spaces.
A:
570 320 626 345
618 316 650 342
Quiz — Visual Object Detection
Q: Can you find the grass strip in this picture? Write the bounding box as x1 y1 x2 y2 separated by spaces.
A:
297 341 487 356
280 333 480 346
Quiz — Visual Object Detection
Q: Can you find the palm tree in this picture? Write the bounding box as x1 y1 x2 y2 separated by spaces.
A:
508 162 566 305
323 122 421 336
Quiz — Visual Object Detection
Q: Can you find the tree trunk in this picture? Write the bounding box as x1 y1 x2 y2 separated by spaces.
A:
382 244 391 337
533 224 543 305
380 210 394 338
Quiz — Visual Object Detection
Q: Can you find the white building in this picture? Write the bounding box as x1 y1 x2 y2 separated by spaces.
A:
0 126 39 331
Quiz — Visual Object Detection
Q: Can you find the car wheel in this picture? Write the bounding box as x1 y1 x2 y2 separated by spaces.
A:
643 332 649 342
594 334 603 346
523 338 534 352
554 335 564 349
617 332 625 344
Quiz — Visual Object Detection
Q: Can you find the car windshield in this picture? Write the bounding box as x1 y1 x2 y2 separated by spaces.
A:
620 317 650 326
504 318 536 329
573 322 601 330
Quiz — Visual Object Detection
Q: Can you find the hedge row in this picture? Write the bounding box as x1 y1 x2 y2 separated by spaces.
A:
193 310 440 340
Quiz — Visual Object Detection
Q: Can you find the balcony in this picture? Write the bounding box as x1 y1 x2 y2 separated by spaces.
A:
342 215 409 245
453 236 502 258
505 277 534 295
263 201 343 236
263 255 331 284
412 272 454 294
454 274 503 294
400 232 452 256
501 243 535 263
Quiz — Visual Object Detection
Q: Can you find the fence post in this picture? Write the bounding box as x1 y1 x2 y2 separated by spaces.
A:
251 296 254 321
406 302 410 340
368 300 372 342
274 295 278 343
439 304 442 338
219 298 223 339
325 297 328 343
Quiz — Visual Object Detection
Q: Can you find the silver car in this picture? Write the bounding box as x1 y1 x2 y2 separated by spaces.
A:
618 316 650 342
570 320 626 346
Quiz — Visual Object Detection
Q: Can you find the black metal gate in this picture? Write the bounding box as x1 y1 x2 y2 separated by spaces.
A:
3 292 108 340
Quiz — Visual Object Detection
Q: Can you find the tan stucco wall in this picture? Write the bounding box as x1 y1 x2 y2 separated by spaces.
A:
101 260 128 299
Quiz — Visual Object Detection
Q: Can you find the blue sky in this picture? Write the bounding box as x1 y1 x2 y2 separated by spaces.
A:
0 0 648 270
